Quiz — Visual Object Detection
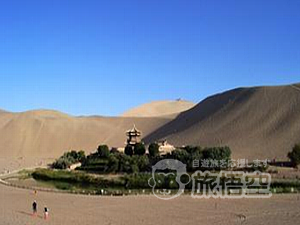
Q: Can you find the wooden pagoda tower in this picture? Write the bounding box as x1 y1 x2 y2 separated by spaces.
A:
126 124 141 146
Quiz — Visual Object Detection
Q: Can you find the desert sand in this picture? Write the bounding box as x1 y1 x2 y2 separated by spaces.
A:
145 83 300 160
121 100 195 117
0 110 171 158
1 83 300 166
0 184 299 225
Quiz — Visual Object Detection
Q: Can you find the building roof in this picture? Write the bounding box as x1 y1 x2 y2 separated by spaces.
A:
126 124 141 135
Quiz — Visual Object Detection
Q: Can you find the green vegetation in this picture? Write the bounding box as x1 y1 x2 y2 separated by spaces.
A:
54 144 233 173
148 143 160 158
97 145 110 158
202 146 231 162
31 168 180 190
32 168 123 188
288 144 300 167
134 142 146 155
271 179 300 189
170 146 231 171
31 168 300 194
124 144 133 156
11 143 300 195
51 150 85 169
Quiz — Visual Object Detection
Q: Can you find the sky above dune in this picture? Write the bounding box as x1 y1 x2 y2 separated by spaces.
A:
0 0 299 116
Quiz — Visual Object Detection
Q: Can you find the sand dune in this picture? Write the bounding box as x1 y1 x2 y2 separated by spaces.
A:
1 84 300 225
0 110 171 158
144 83 300 160
121 100 195 117
1 83 300 161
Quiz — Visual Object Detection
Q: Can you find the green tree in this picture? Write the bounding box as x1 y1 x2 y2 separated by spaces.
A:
171 149 190 162
288 144 300 167
69 150 78 160
184 145 202 154
52 150 86 169
148 143 160 158
124 145 134 156
107 154 119 173
134 143 146 155
187 146 203 171
110 148 120 155
202 146 231 161
133 155 149 172
51 157 72 169
97 145 110 158
77 150 86 162
119 154 138 173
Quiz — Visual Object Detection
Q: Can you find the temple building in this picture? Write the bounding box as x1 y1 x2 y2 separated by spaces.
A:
157 139 175 155
126 124 141 146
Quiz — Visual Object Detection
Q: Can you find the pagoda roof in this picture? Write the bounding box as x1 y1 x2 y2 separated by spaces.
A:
126 124 141 134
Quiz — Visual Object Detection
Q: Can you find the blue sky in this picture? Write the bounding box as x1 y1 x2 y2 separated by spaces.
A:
0 0 299 116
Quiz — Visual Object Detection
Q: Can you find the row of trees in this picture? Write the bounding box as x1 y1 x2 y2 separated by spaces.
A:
124 142 159 157
52 143 232 173
167 146 232 171
52 142 300 171
81 144 150 173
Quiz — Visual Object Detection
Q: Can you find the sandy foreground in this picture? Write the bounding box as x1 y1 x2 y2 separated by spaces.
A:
0 158 300 225
0 184 299 225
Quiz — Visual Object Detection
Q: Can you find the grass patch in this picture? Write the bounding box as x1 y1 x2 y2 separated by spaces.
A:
32 168 124 188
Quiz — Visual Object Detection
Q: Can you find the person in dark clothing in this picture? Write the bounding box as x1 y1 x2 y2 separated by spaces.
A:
32 201 37 216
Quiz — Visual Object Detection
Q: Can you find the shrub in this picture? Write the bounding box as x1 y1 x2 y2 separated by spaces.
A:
171 149 190 162
110 148 120 154
51 150 86 169
124 145 134 156
133 155 149 172
77 150 86 162
119 154 138 173
184 145 202 154
201 146 231 169
186 146 203 171
107 154 119 173
52 157 72 169
288 144 300 167
123 173 153 189
134 143 146 155
67 150 86 162
149 143 160 158
202 146 231 161
32 168 124 188
97 145 110 158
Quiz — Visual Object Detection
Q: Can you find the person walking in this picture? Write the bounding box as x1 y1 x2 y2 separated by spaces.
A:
44 206 49 220
32 201 37 216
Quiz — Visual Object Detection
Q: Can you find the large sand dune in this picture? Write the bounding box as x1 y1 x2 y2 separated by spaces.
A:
121 100 195 117
1 83 300 162
144 83 300 160
0 110 171 158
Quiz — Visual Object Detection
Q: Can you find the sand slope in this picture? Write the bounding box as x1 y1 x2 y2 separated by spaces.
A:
1 83 300 161
0 110 171 158
121 100 195 117
144 84 300 160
